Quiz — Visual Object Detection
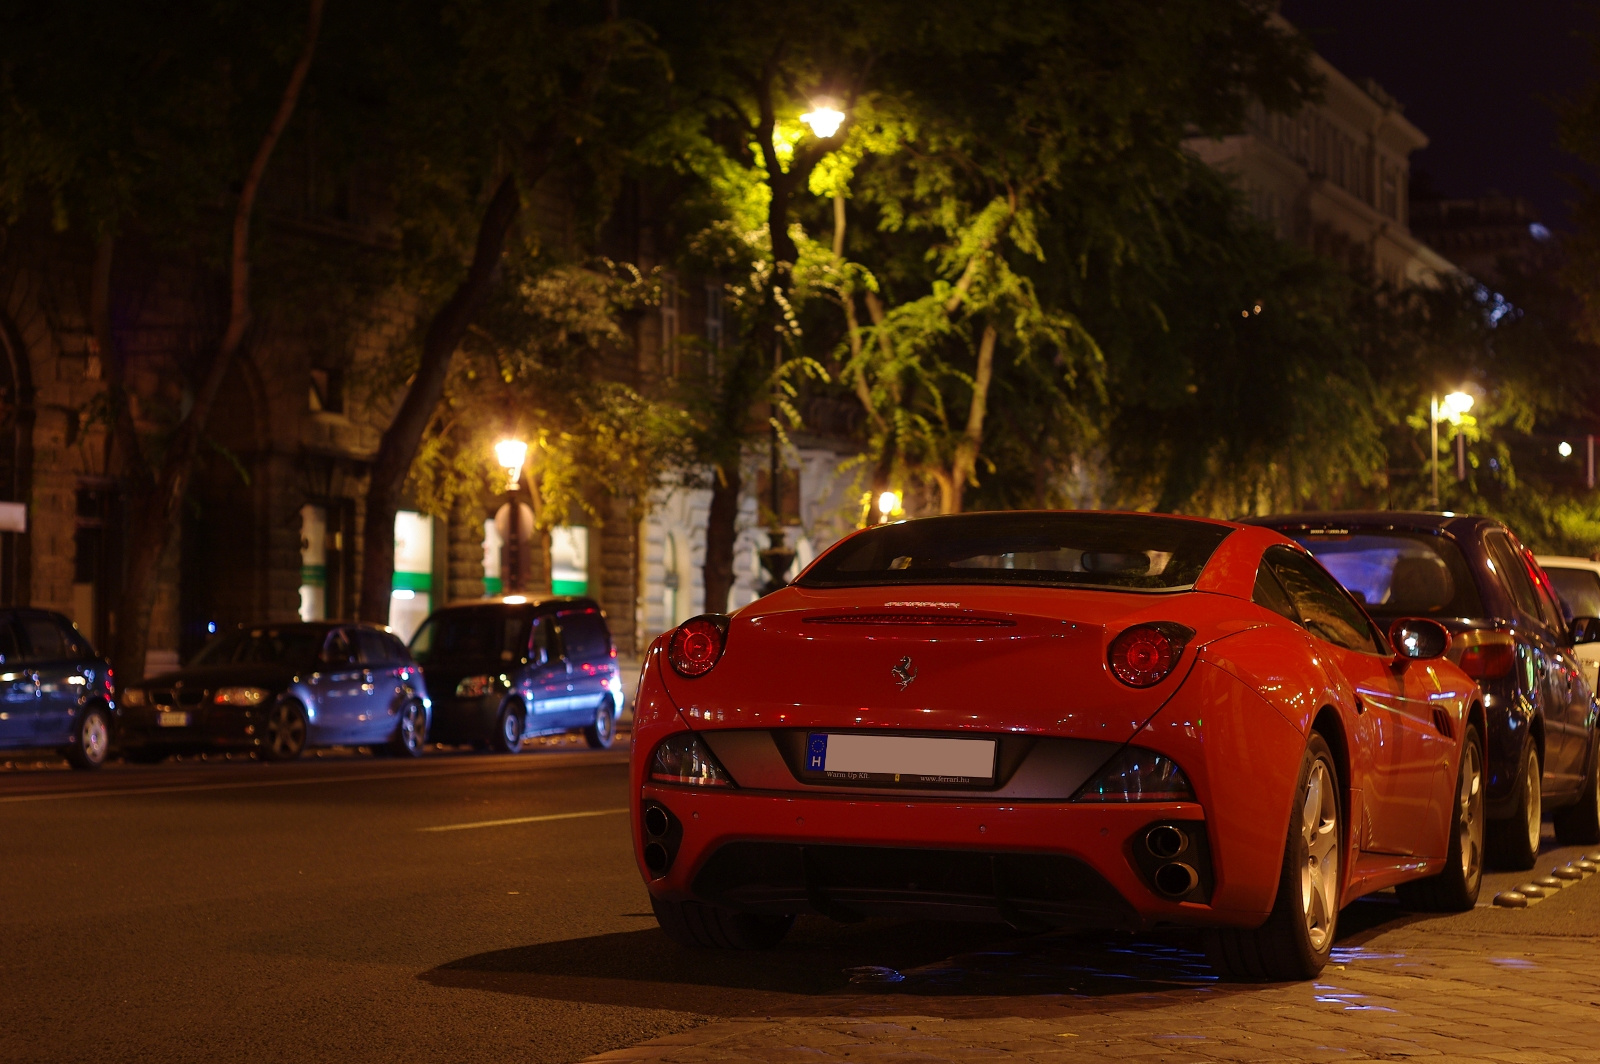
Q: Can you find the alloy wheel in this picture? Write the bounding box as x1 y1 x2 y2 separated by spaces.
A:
1299 759 1340 953
1523 747 1542 856
1459 739 1484 885
81 711 109 764
267 703 305 757
595 703 614 743
502 711 519 747
399 703 425 753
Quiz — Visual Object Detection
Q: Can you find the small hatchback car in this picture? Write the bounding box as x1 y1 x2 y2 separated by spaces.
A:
118 623 431 761
0 609 114 769
409 597 623 752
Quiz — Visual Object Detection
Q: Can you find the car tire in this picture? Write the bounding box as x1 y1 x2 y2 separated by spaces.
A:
388 700 428 758
650 895 793 950
1205 732 1340 981
1554 738 1600 846
262 700 308 762
1396 723 1484 911
491 699 524 754
1487 740 1541 870
62 705 111 770
584 698 616 750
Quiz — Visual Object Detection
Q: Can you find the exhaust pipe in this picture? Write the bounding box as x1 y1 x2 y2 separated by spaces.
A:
641 800 680 878
1153 861 1200 898
1145 824 1188 860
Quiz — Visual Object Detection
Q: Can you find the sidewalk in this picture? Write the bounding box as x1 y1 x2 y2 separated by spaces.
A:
581 842 1600 1064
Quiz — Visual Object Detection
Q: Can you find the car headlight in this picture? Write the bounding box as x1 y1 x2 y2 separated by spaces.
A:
213 686 269 706
123 688 148 706
1073 746 1194 802
455 675 502 698
649 732 733 787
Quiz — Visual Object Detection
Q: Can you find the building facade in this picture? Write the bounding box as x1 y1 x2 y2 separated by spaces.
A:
1186 49 1456 287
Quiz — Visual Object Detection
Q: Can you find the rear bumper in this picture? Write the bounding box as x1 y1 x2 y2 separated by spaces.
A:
637 784 1256 931
116 705 262 751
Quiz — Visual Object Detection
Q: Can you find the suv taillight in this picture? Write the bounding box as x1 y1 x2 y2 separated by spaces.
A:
667 615 729 678
1458 633 1517 680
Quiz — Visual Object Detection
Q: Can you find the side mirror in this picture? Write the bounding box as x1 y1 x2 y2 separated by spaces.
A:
1390 618 1451 660
1571 616 1600 646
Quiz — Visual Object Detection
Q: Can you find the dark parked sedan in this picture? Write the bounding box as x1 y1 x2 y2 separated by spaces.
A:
409 597 623 752
118 623 431 761
1249 512 1600 869
0 608 115 769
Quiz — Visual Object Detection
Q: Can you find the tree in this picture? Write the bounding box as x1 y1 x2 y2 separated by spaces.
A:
354 0 644 623
2 0 325 678
825 1 1315 515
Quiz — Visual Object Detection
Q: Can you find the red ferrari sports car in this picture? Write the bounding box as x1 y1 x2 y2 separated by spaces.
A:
630 512 1484 980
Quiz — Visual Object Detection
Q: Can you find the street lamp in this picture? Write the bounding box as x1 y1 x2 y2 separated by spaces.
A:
877 490 902 524
495 438 528 593
799 102 845 139
1430 391 1475 509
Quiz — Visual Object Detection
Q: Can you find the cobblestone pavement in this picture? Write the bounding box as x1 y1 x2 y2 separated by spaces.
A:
557 839 1600 1064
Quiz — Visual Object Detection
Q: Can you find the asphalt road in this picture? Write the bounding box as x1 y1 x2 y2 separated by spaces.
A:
5 745 1600 1064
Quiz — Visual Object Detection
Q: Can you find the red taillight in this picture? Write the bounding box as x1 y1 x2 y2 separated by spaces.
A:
1459 640 1516 679
668 615 728 678
1108 623 1193 688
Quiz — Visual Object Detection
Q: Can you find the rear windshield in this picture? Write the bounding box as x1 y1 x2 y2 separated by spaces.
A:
797 512 1234 591
1288 530 1483 620
410 608 532 664
1544 565 1600 620
190 628 325 669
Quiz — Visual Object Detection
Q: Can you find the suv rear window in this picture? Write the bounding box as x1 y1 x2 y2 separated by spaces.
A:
798 513 1233 591
1545 566 1600 620
1288 530 1483 620
410 607 533 664
557 611 611 662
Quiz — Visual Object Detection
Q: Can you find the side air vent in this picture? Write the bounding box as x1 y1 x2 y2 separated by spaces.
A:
804 614 1016 627
1432 707 1455 738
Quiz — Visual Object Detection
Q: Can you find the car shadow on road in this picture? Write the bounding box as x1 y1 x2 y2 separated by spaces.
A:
420 915 1273 1019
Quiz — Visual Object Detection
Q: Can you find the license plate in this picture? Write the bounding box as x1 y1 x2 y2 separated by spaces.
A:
804 733 996 784
157 711 190 728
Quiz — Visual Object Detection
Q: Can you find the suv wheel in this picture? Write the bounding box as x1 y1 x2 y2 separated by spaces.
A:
491 699 524 754
1487 740 1541 870
584 698 616 750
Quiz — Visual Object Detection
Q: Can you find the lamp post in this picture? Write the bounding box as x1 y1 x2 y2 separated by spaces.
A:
495 438 528 595
876 490 902 524
1430 391 1474 509
757 100 849 598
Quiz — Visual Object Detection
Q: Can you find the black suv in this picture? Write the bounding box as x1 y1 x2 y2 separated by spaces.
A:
0 609 114 769
1250 512 1600 869
409 597 622 752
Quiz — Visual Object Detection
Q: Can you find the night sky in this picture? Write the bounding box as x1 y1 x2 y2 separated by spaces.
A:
1280 0 1597 230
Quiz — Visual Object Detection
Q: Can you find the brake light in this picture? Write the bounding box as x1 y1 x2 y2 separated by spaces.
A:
1459 638 1516 680
1108 623 1194 688
667 615 729 678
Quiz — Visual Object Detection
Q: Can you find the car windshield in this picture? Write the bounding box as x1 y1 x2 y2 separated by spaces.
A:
189 628 325 668
410 608 532 664
797 512 1234 591
1544 566 1600 620
1288 530 1484 620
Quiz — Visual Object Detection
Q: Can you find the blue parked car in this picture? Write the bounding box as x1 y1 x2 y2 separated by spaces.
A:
117 622 431 761
1249 512 1600 870
0 609 115 769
